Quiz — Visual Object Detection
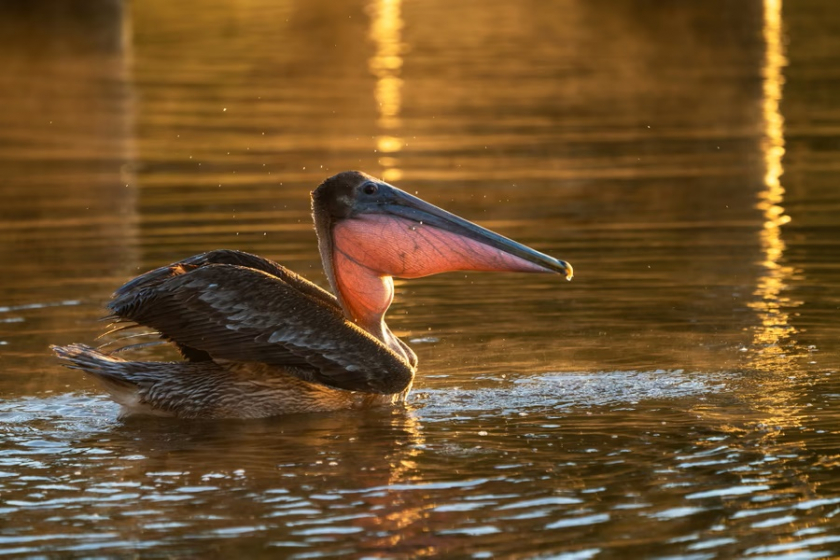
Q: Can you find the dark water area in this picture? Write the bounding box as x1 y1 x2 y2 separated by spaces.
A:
2 0 840 557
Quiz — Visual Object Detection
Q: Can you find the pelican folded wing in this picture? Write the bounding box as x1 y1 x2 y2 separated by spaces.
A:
108 263 414 394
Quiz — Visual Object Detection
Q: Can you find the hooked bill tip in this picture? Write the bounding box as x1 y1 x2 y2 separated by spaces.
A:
561 261 574 281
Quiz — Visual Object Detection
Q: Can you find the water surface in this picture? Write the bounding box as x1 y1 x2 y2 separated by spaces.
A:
2 0 840 557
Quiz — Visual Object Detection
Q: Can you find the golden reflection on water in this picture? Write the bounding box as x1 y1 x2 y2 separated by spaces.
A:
708 0 801 440
748 0 798 375
716 0 811 452
368 0 404 182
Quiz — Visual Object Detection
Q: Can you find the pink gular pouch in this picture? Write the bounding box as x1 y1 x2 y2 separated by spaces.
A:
333 213 557 279
330 202 571 332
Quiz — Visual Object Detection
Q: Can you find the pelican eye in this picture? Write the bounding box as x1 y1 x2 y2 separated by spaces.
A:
362 183 378 195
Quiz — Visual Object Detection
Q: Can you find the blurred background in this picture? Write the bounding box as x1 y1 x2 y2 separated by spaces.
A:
1 0 840 558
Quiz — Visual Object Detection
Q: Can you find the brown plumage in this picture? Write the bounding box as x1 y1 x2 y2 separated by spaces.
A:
53 171 572 419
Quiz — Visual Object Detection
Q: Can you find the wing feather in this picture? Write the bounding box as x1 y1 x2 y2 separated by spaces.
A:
114 250 340 310
108 255 413 394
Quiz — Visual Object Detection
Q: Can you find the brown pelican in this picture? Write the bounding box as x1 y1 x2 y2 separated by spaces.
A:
53 171 572 419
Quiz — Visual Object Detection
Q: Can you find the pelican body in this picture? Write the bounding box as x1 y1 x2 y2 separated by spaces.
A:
53 172 572 419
